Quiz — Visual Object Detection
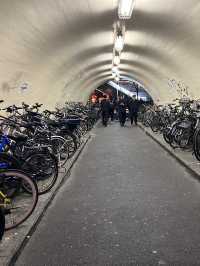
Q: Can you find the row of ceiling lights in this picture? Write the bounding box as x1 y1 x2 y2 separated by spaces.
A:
112 0 135 82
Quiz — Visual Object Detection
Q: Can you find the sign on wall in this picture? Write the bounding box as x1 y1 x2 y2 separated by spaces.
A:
166 77 190 98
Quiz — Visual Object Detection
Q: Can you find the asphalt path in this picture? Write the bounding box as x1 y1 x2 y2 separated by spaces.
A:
15 122 200 266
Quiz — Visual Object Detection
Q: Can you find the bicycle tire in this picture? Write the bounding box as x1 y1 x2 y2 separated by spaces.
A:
63 132 78 154
150 116 160 133
1 169 38 230
193 129 200 161
178 129 193 149
163 127 172 144
0 153 21 198
22 151 58 194
51 135 69 167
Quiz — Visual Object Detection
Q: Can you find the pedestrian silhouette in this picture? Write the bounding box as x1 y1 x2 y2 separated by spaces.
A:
100 95 111 127
128 95 140 125
117 95 127 127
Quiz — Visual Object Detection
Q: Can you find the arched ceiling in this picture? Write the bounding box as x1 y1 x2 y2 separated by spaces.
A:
0 0 200 107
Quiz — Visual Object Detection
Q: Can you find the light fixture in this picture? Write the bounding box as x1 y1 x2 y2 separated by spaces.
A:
112 72 116 78
112 66 119 74
113 55 120 66
118 0 135 19
115 35 124 52
115 76 120 82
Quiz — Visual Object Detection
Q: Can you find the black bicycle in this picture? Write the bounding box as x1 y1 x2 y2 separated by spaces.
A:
0 169 38 230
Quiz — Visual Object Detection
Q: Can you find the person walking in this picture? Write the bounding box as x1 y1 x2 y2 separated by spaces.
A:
109 100 115 121
100 95 111 127
128 95 140 125
117 95 127 127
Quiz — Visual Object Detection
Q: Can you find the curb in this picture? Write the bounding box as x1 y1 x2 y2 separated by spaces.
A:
138 123 200 182
4 133 92 266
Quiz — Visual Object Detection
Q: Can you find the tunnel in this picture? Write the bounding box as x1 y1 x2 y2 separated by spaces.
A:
0 0 200 107
2 1 200 265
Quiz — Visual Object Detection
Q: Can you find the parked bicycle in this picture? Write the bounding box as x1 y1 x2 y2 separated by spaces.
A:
140 98 200 161
0 169 38 230
0 100 98 234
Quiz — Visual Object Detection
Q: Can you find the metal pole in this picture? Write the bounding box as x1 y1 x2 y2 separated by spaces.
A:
136 84 139 100
95 88 105 94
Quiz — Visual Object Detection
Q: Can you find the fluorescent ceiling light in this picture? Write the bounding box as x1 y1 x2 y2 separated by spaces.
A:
112 72 119 79
115 35 124 52
112 66 119 73
112 66 120 78
118 0 135 19
115 76 120 82
112 72 116 78
113 55 120 66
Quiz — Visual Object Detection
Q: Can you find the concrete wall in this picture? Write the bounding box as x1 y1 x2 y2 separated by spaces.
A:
0 0 199 108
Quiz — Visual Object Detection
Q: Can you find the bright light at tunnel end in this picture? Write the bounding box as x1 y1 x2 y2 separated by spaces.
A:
118 0 135 19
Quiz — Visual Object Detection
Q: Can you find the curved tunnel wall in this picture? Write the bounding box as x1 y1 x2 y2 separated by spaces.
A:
0 0 200 108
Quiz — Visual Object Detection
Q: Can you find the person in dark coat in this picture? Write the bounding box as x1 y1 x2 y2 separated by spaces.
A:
109 100 115 121
128 95 140 125
117 96 127 127
100 95 111 127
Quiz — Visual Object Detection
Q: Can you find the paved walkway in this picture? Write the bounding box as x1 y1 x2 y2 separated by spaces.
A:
15 122 200 266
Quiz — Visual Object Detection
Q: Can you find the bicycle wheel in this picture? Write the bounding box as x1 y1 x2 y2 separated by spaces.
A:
22 151 58 194
150 116 160 133
169 128 181 148
167 123 181 148
193 129 200 161
179 129 193 149
0 170 38 230
0 153 21 198
0 207 5 240
73 129 81 146
163 127 172 144
79 121 87 136
63 133 78 157
51 136 69 167
87 118 94 131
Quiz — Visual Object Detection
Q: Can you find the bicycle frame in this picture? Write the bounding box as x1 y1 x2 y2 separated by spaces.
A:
0 134 10 153
0 189 11 209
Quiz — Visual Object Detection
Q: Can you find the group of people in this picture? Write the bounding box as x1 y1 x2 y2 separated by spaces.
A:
100 94 141 127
